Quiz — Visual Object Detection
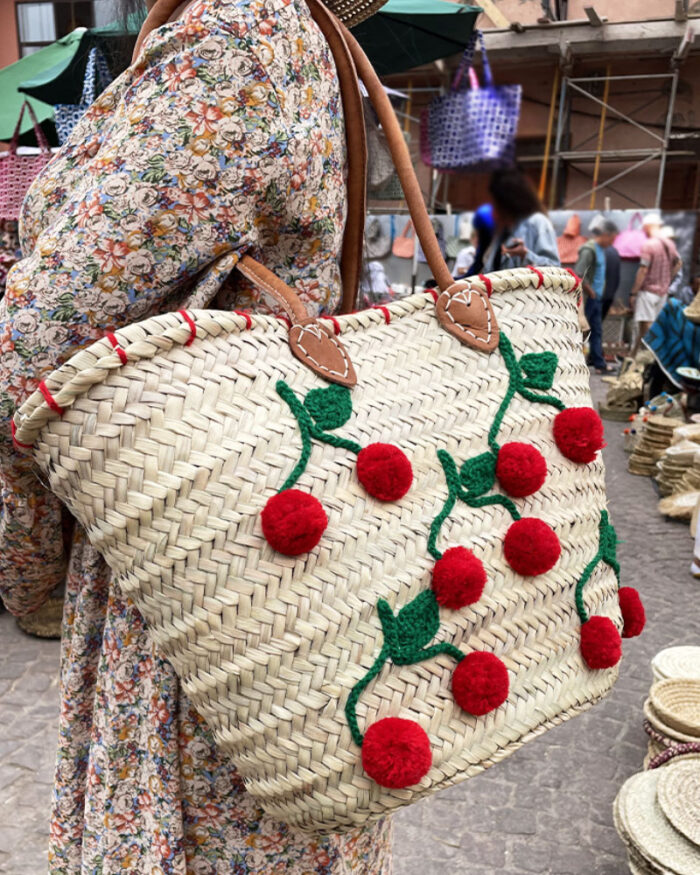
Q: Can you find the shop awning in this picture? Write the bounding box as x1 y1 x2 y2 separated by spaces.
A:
352 0 480 75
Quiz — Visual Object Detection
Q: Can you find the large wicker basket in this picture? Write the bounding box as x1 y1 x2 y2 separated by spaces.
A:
14 265 632 832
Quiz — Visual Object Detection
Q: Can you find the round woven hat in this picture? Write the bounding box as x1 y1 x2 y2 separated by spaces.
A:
326 0 388 26
650 679 700 737
658 760 700 846
615 769 700 875
652 646 700 683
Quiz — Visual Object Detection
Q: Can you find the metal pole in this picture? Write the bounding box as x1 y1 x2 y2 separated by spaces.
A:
550 75 568 210
539 66 560 202
655 68 679 209
590 65 611 210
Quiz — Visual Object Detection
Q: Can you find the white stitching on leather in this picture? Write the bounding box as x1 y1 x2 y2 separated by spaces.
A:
439 286 493 346
292 323 351 379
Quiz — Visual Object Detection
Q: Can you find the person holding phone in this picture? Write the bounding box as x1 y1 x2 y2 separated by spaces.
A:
482 169 560 272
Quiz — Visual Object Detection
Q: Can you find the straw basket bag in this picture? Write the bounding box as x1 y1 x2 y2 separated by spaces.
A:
12 11 645 834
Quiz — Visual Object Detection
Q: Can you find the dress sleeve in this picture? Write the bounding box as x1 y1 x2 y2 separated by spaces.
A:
0 24 292 615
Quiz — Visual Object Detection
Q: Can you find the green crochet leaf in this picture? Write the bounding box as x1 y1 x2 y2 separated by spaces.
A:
520 352 559 390
303 384 352 431
396 591 440 654
460 452 496 496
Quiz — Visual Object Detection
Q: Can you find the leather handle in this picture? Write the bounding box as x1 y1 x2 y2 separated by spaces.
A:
340 25 454 292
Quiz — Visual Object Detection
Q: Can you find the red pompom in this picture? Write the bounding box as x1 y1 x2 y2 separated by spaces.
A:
261 489 327 556
362 717 432 788
503 517 560 576
432 547 487 609
580 616 622 669
553 407 605 464
357 443 413 501
618 587 646 638
452 652 509 716
496 442 547 498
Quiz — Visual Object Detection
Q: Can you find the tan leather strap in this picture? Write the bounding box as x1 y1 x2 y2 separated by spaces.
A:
340 25 454 292
132 0 367 315
306 0 366 313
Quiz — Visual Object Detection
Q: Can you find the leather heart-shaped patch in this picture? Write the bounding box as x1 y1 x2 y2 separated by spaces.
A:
289 320 357 387
436 282 499 352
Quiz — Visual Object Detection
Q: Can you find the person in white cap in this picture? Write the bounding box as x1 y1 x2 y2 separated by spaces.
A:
630 213 682 354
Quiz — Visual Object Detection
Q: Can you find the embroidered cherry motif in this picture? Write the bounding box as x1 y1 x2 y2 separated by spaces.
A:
357 443 413 502
362 717 432 789
261 490 327 556
503 517 560 576
553 407 605 464
495 442 547 498
432 547 487 609
263 381 413 555
452 652 510 716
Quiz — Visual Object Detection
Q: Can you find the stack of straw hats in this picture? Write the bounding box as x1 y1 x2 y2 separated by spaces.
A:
614 647 700 874
655 441 700 496
629 416 685 476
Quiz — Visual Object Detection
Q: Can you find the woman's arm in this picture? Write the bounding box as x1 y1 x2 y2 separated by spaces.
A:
520 213 561 268
0 18 293 614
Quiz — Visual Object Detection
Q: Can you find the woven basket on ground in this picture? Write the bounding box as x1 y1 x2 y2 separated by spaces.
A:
652 646 700 683
13 265 629 832
650 679 700 737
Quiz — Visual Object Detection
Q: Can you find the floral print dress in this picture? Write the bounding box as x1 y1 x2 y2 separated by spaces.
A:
0 0 392 871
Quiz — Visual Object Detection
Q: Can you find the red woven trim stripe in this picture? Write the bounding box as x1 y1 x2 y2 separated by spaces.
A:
178 309 197 346
234 310 252 330
527 265 544 289
38 380 65 416
106 332 128 365
373 305 391 324
11 420 32 450
425 288 439 303
478 275 493 296
321 315 341 335
276 314 292 328
565 267 582 287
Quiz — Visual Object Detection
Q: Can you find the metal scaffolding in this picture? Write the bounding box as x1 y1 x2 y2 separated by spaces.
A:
550 70 686 209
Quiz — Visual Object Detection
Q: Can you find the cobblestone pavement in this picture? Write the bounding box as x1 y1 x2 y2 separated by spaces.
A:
2 378 700 874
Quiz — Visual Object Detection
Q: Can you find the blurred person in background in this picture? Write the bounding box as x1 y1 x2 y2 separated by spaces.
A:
630 213 682 355
574 220 619 373
482 169 560 272
456 203 495 278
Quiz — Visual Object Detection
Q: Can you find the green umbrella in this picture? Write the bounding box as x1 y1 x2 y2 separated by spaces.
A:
352 0 480 76
0 29 86 142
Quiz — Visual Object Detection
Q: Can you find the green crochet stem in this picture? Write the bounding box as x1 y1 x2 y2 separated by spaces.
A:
276 381 362 492
575 511 621 623
488 334 565 454
345 592 465 747
428 449 521 560
430 332 564 559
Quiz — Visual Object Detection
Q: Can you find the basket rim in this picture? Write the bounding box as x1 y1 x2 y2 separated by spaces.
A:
14 264 578 448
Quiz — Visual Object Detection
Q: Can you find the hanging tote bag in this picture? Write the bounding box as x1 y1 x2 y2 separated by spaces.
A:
614 212 647 260
54 47 113 145
0 102 53 221
392 219 416 258
420 30 521 173
13 6 644 835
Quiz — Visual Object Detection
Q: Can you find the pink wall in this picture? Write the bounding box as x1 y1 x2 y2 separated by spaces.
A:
0 0 19 69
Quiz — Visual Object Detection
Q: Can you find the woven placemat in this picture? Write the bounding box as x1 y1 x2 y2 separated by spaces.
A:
658 761 700 847
653 646 700 683
615 769 700 875
644 699 700 745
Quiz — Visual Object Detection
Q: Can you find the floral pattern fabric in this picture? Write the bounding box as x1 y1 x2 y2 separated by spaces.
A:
0 0 392 871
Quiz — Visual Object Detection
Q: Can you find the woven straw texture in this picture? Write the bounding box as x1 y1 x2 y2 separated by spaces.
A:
650 679 700 737
15 266 620 833
614 769 700 875
652 646 700 682
658 761 700 845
